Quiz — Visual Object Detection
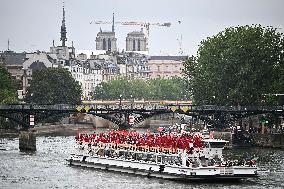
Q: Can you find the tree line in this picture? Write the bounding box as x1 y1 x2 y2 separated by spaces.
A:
92 77 190 101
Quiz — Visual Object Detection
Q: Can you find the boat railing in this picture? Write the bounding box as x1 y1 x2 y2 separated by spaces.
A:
220 167 234 175
86 142 181 155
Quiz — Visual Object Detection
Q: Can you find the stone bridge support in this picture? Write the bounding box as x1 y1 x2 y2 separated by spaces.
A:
19 130 36 151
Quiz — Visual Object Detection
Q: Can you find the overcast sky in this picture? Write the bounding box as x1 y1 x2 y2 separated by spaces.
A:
0 0 283 56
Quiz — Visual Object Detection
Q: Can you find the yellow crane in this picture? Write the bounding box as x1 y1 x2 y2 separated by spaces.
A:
90 14 171 51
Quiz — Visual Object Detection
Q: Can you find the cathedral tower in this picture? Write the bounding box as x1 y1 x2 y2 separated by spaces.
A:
95 13 117 52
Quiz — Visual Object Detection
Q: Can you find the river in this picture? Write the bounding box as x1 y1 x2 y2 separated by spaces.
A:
0 132 284 189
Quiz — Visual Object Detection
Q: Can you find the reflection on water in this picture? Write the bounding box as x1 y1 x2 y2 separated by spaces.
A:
0 133 284 189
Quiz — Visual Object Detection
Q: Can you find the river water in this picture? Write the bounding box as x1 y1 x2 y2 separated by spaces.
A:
0 134 284 189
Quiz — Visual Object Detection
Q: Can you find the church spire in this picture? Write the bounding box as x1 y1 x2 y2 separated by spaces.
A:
112 13 115 33
60 2 67 47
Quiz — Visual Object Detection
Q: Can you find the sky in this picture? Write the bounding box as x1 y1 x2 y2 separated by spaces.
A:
0 0 283 56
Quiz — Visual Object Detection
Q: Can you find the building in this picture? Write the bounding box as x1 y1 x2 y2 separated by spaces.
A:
95 14 117 52
96 31 117 52
119 52 150 80
0 50 26 81
76 53 88 61
126 30 147 51
65 61 102 100
49 6 75 62
0 50 26 99
22 51 58 97
148 56 187 79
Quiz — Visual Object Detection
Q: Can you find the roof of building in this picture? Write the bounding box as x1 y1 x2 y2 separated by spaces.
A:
0 51 26 66
127 31 145 37
29 61 47 71
97 31 116 37
149 56 187 61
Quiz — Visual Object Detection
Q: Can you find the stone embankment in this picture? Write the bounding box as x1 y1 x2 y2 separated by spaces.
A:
31 124 96 136
251 133 284 148
0 124 96 138
0 129 18 138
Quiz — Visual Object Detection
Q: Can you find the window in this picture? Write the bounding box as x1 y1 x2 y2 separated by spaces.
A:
103 38 106 50
108 38 111 51
138 39 140 51
133 40 136 51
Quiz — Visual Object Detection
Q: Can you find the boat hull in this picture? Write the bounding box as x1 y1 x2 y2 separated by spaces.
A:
67 154 257 182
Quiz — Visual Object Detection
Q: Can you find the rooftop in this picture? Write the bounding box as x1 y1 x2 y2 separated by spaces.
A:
149 56 187 61
0 51 26 66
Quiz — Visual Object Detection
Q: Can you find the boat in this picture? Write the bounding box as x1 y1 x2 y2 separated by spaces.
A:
67 130 258 181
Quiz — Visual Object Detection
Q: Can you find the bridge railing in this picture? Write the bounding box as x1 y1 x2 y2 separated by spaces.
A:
0 104 283 113
192 105 284 112
0 104 78 111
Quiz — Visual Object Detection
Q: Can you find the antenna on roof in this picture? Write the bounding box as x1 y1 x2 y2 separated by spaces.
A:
8 39 10 51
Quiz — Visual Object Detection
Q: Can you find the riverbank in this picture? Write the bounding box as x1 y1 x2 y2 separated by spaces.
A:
251 133 284 148
0 124 97 138
0 129 19 138
31 124 97 136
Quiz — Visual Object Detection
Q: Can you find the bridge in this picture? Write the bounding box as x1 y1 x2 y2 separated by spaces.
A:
2 102 284 151
1 102 284 130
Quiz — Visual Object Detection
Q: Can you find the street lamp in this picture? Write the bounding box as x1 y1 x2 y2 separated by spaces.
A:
119 94 122 119
119 94 122 109
130 94 133 110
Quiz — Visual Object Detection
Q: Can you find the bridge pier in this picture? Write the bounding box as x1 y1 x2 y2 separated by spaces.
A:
118 122 132 130
19 130 36 151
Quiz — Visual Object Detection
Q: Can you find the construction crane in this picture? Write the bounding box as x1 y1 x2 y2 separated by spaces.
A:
177 34 183 55
90 14 171 51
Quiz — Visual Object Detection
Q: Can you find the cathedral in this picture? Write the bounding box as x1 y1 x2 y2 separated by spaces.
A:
126 29 147 51
95 13 117 52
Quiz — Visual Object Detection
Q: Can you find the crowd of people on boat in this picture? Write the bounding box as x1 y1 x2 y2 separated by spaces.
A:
75 129 203 153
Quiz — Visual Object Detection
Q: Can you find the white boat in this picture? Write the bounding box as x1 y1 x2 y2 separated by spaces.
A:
67 134 258 181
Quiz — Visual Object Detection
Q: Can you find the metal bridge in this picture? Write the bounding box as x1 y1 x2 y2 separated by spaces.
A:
0 102 284 130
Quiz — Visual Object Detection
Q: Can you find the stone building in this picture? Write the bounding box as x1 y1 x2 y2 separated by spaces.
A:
117 52 150 80
95 14 117 52
126 30 147 51
0 50 26 81
66 61 102 100
49 6 75 63
148 56 187 79
0 50 26 99
96 31 117 52
22 51 58 97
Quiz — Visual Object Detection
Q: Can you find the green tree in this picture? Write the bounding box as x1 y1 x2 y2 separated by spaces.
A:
0 67 18 129
183 25 284 105
0 67 17 104
92 77 190 101
25 67 82 104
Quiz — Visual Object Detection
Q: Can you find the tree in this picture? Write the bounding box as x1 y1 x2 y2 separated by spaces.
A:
0 66 17 104
0 67 18 129
183 25 284 105
92 77 190 101
25 67 82 104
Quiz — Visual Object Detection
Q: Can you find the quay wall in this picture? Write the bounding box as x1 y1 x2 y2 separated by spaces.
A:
251 133 284 148
212 132 284 149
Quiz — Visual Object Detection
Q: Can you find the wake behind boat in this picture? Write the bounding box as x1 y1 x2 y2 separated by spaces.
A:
67 129 258 182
